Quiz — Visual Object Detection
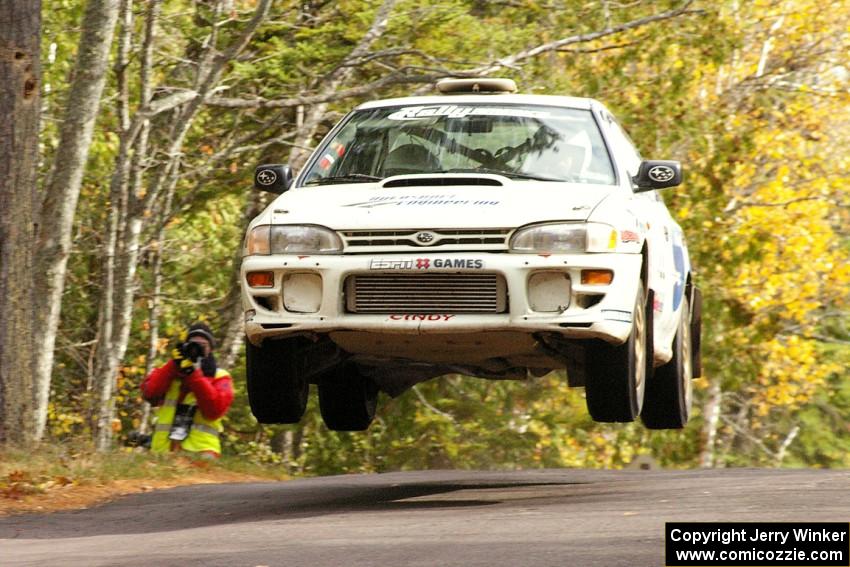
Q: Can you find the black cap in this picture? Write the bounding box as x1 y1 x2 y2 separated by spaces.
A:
187 322 216 349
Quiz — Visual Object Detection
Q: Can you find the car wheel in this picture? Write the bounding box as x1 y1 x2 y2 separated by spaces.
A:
318 364 379 431
584 280 648 422
641 298 693 429
245 337 309 424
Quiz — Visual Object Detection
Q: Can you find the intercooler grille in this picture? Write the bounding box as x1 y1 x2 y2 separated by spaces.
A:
340 229 510 252
345 273 507 314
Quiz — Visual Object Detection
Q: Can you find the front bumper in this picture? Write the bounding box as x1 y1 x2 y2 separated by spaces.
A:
241 252 642 346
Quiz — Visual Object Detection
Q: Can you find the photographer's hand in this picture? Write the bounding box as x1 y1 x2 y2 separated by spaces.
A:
178 341 206 375
142 342 190 402
171 344 195 375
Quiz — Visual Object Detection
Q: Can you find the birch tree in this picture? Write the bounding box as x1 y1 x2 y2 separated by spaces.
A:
33 0 121 440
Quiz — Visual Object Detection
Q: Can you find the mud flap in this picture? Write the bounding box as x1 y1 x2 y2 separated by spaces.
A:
645 288 654 376
689 285 702 378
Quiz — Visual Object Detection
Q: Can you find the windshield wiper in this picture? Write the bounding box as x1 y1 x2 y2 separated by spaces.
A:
499 171 567 182
440 168 566 182
306 173 383 185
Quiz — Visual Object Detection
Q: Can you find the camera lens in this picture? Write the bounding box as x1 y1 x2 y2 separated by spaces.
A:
183 341 204 361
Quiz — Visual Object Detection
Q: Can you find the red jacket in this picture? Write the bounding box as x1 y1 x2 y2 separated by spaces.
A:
141 359 234 420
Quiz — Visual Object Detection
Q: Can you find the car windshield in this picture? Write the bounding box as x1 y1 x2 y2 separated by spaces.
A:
301 104 616 186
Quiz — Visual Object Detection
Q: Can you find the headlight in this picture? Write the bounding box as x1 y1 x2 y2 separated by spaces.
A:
510 222 617 253
246 225 343 255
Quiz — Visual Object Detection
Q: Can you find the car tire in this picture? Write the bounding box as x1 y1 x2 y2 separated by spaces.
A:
318 364 379 431
584 280 648 422
641 298 693 429
245 337 309 424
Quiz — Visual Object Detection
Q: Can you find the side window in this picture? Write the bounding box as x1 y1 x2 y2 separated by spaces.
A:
602 113 642 178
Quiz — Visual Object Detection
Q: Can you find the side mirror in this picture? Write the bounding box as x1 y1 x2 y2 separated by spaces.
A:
254 164 293 194
633 160 682 192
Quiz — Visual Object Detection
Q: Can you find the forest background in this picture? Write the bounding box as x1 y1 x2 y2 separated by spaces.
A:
0 0 848 476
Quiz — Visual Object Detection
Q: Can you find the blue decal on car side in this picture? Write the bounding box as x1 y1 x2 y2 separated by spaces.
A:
672 230 686 311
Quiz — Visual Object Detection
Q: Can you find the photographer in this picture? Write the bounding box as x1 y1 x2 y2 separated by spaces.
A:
140 322 234 458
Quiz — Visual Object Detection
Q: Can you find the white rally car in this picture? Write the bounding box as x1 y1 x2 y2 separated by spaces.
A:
241 78 701 432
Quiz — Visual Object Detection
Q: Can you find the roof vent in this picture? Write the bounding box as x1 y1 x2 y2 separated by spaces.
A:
436 78 518 94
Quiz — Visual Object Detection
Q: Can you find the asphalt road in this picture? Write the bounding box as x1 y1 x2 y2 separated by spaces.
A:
1 468 848 566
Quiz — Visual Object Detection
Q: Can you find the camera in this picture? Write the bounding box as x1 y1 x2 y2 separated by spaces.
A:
168 404 197 441
181 340 205 363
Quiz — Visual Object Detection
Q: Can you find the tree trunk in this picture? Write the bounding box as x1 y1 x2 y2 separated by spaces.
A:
134 0 160 439
0 0 41 445
140 242 165 437
33 0 122 441
92 0 133 451
775 425 799 467
698 375 722 468
217 191 265 369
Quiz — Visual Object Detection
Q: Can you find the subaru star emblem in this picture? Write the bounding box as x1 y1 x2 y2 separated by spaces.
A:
648 165 674 183
256 169 278 186
415 231 436 245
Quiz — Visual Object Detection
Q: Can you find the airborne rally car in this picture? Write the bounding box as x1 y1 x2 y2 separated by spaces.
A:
241 78 702 432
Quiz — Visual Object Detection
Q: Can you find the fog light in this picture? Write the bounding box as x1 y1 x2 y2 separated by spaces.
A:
246 271 274 287
528 272 570 312
283 273 322 313
581 269 613 285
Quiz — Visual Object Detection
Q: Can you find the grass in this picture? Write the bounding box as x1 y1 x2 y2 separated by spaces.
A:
1 440 290 482
0 439 290 512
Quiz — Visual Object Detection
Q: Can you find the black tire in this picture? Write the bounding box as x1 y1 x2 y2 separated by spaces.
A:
584 280 648 422
245 337 309 424
318 364 378 431
641 299 693 429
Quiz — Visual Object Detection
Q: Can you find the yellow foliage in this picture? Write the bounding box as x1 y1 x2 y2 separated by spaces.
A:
700 0 850 426
47 402 85 437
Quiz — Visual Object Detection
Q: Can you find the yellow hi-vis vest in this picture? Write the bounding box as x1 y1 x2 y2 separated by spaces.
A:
151 368 230 455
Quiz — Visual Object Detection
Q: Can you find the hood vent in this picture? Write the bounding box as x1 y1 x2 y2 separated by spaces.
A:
382 176 503 188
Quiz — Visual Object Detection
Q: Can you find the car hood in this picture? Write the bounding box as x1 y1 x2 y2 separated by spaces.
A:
262 177 617 230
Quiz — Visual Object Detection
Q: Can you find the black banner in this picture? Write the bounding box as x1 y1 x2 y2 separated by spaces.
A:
666 522 849 566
